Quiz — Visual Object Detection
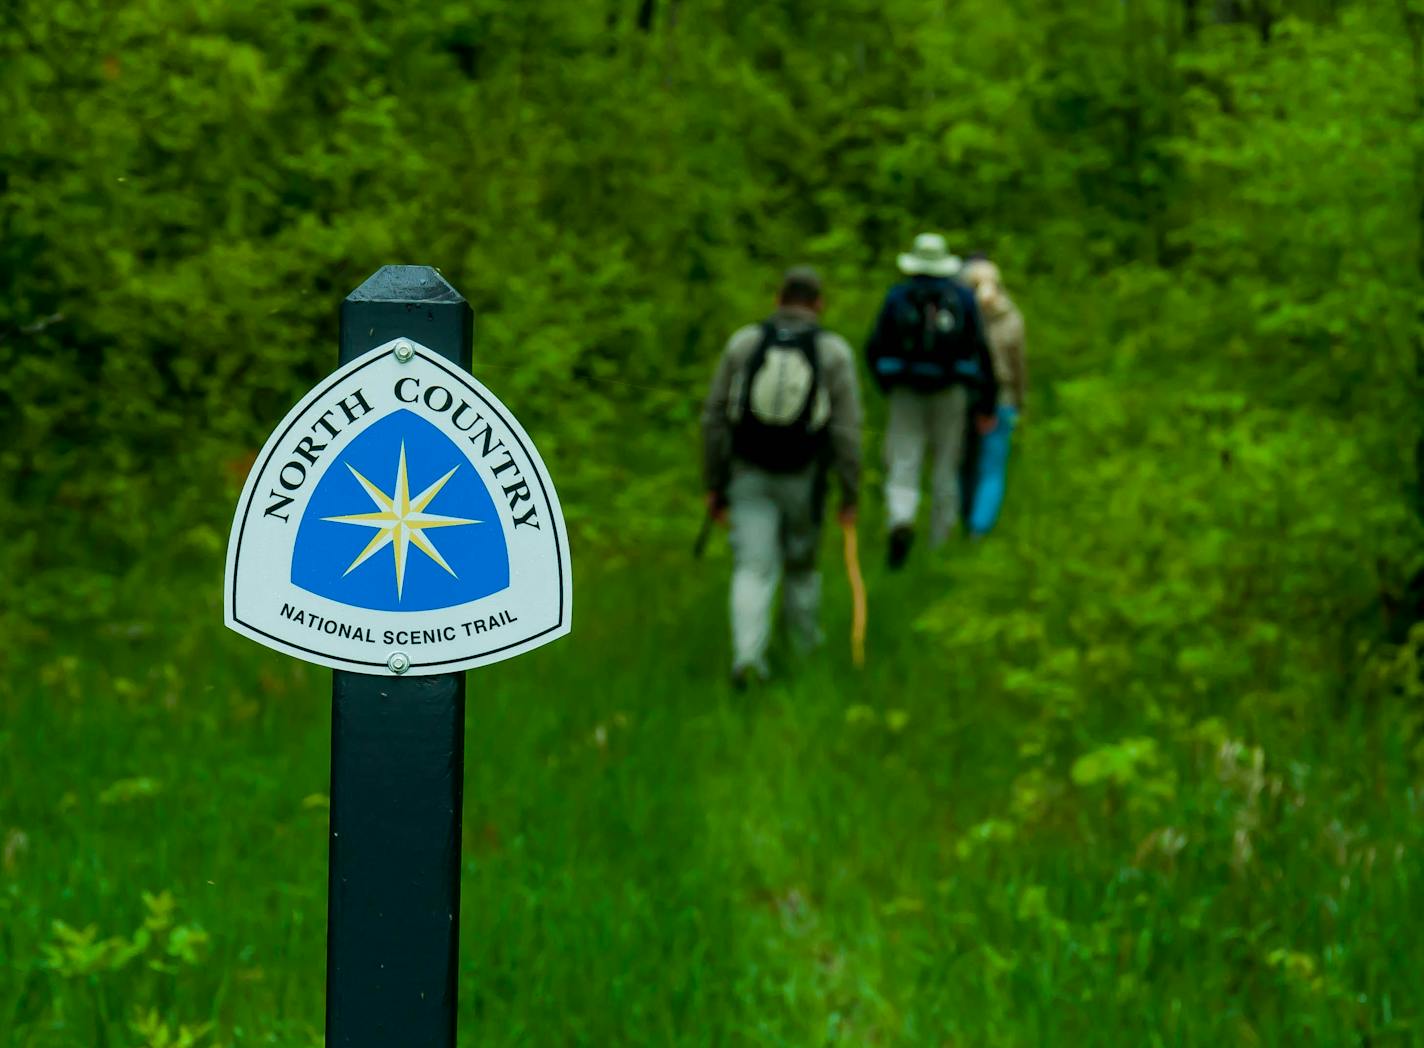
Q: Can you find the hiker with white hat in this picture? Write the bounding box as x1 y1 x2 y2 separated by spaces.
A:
702 266 863 688
865 233 998 567
960 257 1027 536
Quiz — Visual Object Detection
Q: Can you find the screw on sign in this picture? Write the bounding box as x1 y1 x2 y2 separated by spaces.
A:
223 266 572 1046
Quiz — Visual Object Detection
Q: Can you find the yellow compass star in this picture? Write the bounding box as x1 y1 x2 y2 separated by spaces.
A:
322 442 479 601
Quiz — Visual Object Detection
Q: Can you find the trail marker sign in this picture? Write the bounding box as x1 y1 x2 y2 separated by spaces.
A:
222 265 570 1047
225 336 570 675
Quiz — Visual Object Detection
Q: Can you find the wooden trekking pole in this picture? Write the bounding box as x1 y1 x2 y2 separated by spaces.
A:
840 520 867 668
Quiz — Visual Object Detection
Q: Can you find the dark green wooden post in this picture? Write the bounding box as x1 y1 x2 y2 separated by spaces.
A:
327 266 473 1046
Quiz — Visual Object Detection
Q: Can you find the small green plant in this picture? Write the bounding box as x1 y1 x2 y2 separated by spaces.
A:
44 891 209 978
37 891 214 1045
1071 736 1178 817
130 1008 214 1048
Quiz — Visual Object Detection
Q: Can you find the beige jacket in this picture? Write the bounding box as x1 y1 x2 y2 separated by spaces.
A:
982 298 1026 410
701 306 863 506
961 260 1027 410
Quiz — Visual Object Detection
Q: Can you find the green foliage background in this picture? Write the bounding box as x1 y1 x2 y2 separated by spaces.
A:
4 0 1424 1044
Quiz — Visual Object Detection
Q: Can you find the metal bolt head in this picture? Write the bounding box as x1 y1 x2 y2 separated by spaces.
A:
387 651 411 675
393 340 414 363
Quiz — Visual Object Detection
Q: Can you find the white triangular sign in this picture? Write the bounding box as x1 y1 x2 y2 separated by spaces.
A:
225 338 572 675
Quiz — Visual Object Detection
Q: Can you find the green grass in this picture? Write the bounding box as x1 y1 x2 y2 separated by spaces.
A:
4 395 1424 1046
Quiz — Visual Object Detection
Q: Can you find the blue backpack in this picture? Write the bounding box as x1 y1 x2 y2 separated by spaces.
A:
896 282 981 390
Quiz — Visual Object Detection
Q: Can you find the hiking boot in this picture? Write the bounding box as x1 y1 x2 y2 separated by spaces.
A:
887 525 914 570
730 664 762 691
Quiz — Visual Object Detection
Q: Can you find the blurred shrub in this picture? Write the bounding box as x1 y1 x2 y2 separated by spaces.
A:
0 0 1418 610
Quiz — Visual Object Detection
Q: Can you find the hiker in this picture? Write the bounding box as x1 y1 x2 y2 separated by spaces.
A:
701 266 862 687
961 258 1027 537
865 233 998 567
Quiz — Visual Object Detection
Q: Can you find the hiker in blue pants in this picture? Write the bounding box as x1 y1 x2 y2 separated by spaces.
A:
961 259 1026 537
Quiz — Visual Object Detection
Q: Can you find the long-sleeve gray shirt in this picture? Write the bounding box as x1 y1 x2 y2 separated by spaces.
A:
701 306 863 507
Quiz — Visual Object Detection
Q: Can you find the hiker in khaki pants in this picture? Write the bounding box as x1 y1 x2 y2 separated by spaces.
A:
701 267 862 688
865 234 998 566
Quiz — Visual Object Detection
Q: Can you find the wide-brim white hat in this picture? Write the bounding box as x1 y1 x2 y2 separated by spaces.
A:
897 233 962 277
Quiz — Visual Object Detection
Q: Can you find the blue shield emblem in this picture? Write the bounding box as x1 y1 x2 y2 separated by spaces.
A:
291 409 510 611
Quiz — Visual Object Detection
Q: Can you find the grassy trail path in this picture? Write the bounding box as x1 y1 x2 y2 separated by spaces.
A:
4 399 1423 1045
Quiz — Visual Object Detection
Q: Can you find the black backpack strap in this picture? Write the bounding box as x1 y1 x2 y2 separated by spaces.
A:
788 324 822 430
735 321 777 421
